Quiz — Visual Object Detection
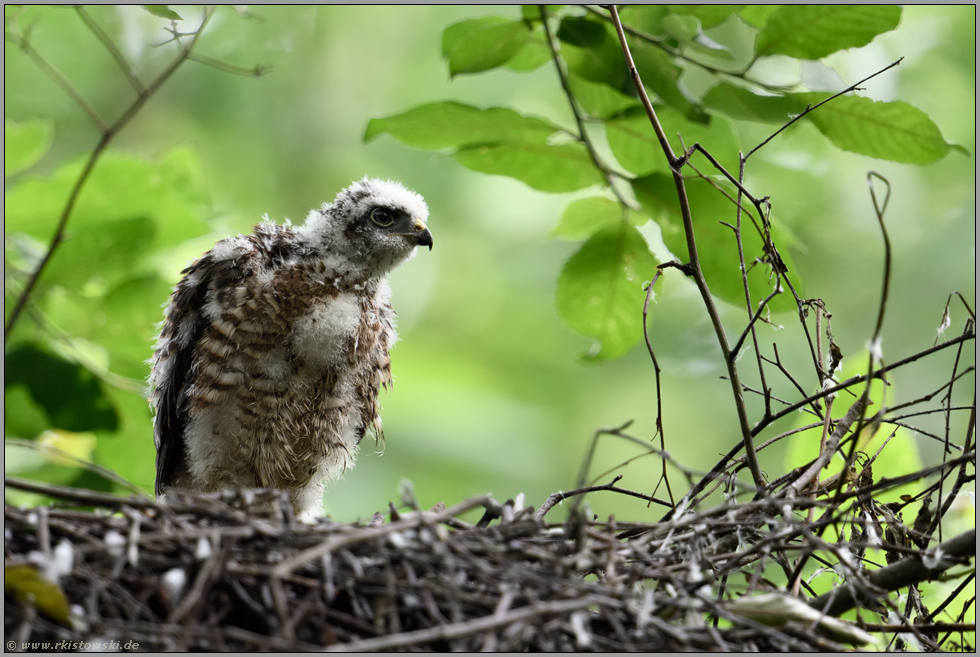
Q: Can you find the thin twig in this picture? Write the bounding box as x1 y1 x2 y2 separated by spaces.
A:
538 6 635 209
5 8 216 338
608 4 764 491
744 58 904 161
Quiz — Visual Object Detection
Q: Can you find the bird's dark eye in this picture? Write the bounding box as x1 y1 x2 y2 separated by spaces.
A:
370 208 394 227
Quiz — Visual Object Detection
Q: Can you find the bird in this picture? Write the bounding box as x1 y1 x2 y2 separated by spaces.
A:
148 177 432 521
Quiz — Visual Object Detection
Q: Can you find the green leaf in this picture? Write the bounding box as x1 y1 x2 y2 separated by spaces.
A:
804 94 962 164
4 147 210 247
606 106 740 176
42 216 157 292
521 5 563 22
365 102 561 150
91 275 176 379
141 5 182 20
442 17 531 76
631 45 709 123
667 5 738 29
632 174 798 312
5 118 54 177
738 5 778 29
5 343 119 432
558 16 632 94
5 565 72 626
504 27 552 72
454 143 602 193
555 221 659 360
567 75 638 120
619 6 669 36
703 83 817 123
552 196 647 239
5 384 51 439
756 5 902 60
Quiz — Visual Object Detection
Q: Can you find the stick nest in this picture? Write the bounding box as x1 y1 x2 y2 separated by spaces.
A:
5 474 975 652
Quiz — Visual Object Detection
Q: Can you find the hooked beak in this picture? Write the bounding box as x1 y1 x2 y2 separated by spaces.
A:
416 226 433 251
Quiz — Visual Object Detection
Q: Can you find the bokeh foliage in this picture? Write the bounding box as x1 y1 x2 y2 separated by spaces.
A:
4 4 975 546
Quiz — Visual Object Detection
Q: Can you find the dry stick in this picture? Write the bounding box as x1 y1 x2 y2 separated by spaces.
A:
659 331 975 524
608 4 764 492
783 397 866 497
268 495 490 641
789 185 890 593
808 528 976 618
930 324 974 542
930 390 976 543
4 8 215 339
756 332 974 436
534 475 670 521
323 597 593 652
641 269 675 507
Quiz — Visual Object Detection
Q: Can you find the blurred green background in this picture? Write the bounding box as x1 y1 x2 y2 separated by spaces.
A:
4 5 975 524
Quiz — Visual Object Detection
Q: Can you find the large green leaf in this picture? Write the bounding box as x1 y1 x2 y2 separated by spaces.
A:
505 25 552 72
558 16 632 94
91 274 176 379
3 147 210 247
803 94 965 164
5 118 54 177
454 143 602 192
667 5 738 29
738 6 778 29
41 217 157 292
631 45 708 123
567 75 638 120
551 196 646 240
703 83 818 123
5 384 51 439
442 17 531 76
756 5 902 60
556 221 659 360
365 102 562 151
5 343 119 432
632 174 797 312
619 6 669 36
606 106 740 176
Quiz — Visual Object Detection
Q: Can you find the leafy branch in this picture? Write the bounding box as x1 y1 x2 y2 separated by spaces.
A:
608 4 765 490
3 6 268 339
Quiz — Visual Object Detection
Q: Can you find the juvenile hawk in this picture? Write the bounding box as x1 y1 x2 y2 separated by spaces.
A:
148 178 432 520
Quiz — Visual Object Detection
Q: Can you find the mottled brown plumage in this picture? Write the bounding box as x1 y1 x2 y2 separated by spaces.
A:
148 178 431 520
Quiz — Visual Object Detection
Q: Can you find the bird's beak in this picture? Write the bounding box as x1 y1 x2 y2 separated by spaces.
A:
416 226 433 251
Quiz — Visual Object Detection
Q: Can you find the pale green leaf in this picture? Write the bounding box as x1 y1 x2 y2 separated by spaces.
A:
5 118 54 177
442 17 531 76
4 148 211 247
552 196 646 239
568 75 638 120
505 26 551 72
703 83 818 123
555 222 659 360
365 102 561 150
607 106 740 176
756 5 902 60
454 143 602 192
631 45 709 123
804 95 962 164
141 5 182 20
